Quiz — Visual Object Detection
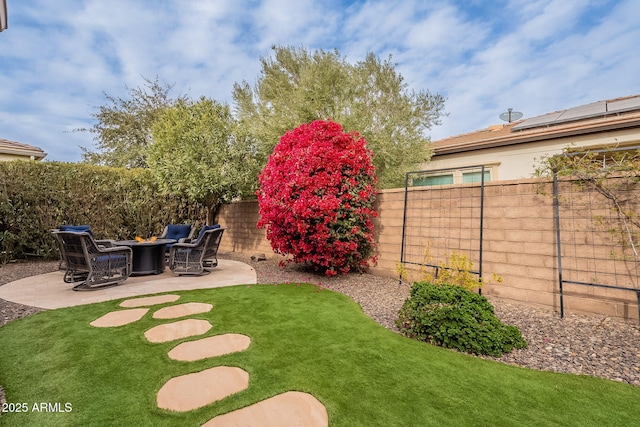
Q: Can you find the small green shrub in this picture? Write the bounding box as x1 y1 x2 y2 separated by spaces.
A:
396 282 527 357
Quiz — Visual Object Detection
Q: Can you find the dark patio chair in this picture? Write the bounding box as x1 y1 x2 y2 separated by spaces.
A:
52 231 132 291
159 224 195 259
52 225 116 270
168 226 225 275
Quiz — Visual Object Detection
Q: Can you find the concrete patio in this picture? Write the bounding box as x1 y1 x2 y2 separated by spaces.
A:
0 259 257 309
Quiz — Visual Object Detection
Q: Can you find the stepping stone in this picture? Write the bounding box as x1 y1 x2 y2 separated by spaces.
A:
201 391 328 427
90 308 149 327
153 302 213 319
145 319 212 343
157 366 249 412
120 294 180 308
168 334 251 361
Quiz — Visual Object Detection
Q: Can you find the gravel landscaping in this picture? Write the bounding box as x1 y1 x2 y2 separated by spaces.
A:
1 255 639 392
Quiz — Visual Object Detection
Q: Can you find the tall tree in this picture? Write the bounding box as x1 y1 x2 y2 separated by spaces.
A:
233 46 446 188
79 76 186 168
148 97 260 224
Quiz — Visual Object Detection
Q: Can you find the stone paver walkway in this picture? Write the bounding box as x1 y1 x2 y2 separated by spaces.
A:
153 302 213 319
168 334 251 362
145 319 213 343
202 391 328 427
157 366 250 412
89 294 329 426
90 308 149 327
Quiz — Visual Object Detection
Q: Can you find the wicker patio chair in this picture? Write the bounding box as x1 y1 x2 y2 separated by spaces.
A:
159 224 195 260
52 231 132 291
52 225 116 270
168 226 225 275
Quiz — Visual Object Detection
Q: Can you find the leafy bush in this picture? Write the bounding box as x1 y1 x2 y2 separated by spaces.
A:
256 120 378 276
398 246 490 291
396 282 527 356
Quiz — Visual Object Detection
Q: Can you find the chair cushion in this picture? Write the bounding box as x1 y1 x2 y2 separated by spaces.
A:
194 224 221 245
166 224 192 240
95 254 128 264
59 225 93 236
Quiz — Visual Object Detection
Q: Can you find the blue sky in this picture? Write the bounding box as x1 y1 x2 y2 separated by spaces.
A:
1 0 638 162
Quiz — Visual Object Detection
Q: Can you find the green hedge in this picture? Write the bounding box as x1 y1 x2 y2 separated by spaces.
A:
0 161 207 262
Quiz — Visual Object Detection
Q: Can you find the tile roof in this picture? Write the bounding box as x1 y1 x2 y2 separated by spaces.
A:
434 94 640 155
0 138 47 159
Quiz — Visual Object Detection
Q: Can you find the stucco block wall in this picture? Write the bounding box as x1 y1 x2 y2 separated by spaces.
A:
479 180 559 308
217 179 639 321
217 200 276 257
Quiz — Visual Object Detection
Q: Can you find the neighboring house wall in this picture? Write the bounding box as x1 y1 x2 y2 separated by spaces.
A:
423 127 640 182
421 95 640 184
0 153 38 161
0 138 47 161
217 181 639 322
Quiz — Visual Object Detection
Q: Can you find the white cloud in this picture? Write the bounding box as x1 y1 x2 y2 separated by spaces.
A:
427 0 640 140
0 0 638 159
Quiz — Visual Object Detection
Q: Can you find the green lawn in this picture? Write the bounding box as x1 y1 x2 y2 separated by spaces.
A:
0 283 638 426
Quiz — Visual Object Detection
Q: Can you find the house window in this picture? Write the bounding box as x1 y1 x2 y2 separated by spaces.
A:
462 170 492 183
411 164 497 187
413 174 454 186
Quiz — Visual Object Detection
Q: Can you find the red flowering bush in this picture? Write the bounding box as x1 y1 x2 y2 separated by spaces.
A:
257 120 378 276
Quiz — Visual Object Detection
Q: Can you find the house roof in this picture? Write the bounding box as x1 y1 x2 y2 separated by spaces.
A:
0 138 47 160
434 94 640 156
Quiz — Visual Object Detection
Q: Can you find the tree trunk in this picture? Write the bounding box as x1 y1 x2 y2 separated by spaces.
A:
205 200 221 225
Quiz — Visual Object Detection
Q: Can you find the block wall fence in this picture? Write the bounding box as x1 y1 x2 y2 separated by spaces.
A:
217 177 639 322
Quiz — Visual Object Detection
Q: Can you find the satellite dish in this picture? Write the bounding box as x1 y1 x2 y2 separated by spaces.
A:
499 108 523 123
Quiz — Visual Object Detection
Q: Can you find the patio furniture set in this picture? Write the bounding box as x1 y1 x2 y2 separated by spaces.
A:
51 224 225 291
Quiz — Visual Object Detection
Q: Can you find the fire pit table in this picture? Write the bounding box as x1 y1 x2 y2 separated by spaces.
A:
113 239 176 276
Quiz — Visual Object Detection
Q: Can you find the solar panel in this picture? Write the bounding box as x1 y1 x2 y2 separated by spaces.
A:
555 101 605 121
512 96 640 131
608 96 640 113
511 112 562 130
